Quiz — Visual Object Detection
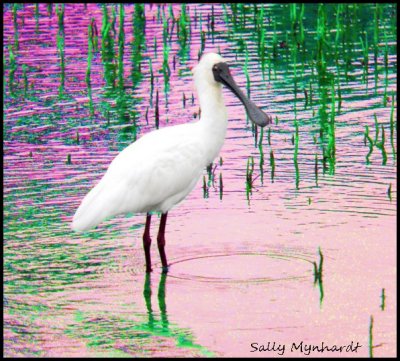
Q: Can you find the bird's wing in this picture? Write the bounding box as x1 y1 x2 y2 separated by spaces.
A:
72 124 206 231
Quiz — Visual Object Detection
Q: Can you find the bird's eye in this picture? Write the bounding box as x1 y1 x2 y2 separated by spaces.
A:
213 65 218 71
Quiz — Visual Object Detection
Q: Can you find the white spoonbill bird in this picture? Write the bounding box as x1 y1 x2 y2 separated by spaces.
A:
72 52 272 273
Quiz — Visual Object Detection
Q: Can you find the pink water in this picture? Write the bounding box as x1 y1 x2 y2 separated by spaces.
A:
3 3 397 357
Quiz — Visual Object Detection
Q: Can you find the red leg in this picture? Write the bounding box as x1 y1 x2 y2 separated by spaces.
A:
143 213 152 273
157 212 169 273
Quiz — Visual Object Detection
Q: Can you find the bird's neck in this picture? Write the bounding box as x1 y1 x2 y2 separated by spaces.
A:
197 83 228 126
196 83 228 164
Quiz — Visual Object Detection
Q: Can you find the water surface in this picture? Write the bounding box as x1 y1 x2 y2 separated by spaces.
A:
3 3 397 357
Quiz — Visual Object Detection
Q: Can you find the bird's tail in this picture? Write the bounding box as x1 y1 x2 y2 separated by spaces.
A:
72 180 112 232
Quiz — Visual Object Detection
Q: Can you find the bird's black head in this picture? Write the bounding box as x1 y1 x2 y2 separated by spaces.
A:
212 61 272 127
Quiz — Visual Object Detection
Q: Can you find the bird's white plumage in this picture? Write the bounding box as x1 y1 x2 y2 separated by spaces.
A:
72 53 228 232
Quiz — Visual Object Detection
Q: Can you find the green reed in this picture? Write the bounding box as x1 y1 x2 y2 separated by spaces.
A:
327 79 336 174
383 30 389 106
253 122 258 146
373 114 379 145
115 91 130 125
162 41 171 97
156 4 161 22
148 58 154 104
198 12 202 34
314 154 318 187
90 19 99 53
143 106 148 125
316 4 328 83
291 37 298 102
294 119 300 189
178 4 190 50
47 3 52 17
76 131 80 145
238 3 246 28
336 71 342 113
246 156 255 201
101 4 116 91
244 44 250 98
373 5 382 93
7 46 16 96
313 261 318 283
210 4 215 37
369 315 374 357
22 64 27 97
168 8 176 43
364 125 374 165
380 288 386 310
117 4 125 91
258 128 264 184
66 154 72 165
200 30 206 55
86 24 93 87
304 88 308 109
206 162 213 180
168 3 174 23
219 173 223 200
270 150 275 183
313 247 324 305
111 5 117 36
289 4 305 50
34 3 39 33
203 175 209 198
252 3 257 27
359 33 369 86
389 93 395 159
160 7 171 96
318 247 323 277
154 37 158 58
56 4 65 97
334 4 343 62
231 3 237 28
317 79 336 175
155 89 159 129
222 4 230 28
272 20 278 60
162 8 168 45
344 6 358 82
373 5 380 71
13 4 19 49
86 23 94 115
387 184 392 201
182 92 186 108
256 5 266 77
298 4 305 48
375 124 387 166
103 103 110 127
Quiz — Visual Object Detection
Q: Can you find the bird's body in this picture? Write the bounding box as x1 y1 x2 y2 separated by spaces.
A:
72 52 271 272
72 74 228 232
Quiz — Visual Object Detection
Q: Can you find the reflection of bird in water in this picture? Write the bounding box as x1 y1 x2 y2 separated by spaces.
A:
72 52 272 274
139 274 211 356
143 272 169 332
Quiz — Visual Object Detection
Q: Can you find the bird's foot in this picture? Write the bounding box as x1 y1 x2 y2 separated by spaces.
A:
145 266 153 273
162 265 169 274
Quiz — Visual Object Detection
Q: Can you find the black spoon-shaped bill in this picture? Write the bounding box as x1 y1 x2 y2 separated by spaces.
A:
213 62 272 127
